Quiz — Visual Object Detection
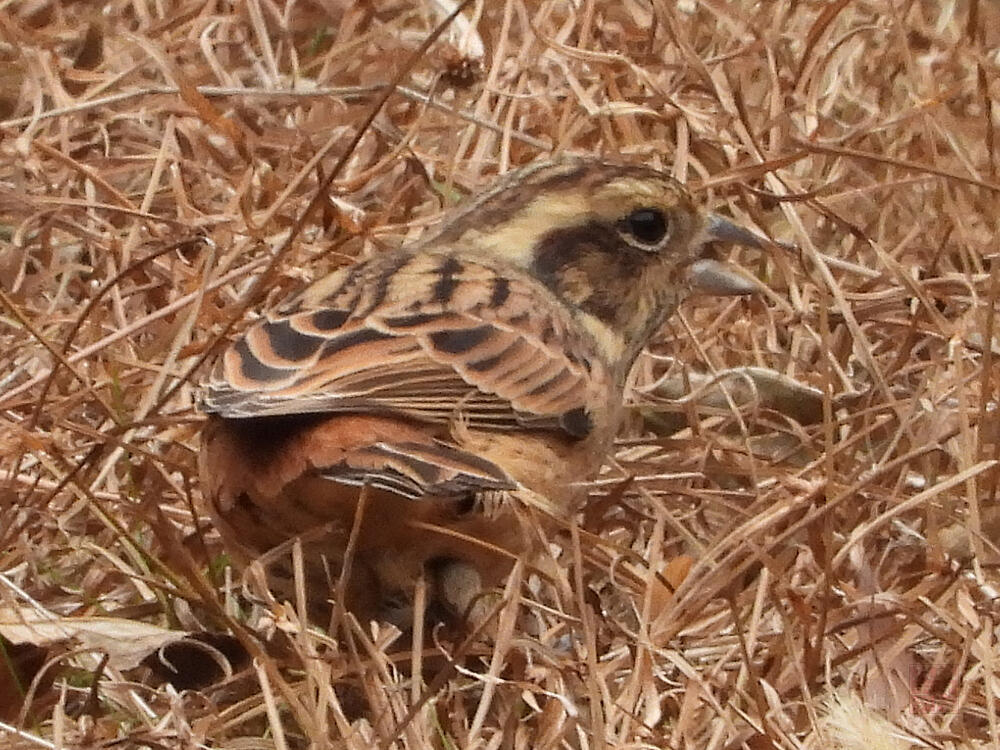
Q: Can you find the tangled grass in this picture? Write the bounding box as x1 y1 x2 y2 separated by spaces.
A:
1 1 998 747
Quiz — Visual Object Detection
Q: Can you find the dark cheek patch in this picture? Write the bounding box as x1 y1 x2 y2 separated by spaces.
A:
531 229 587 282
532 222 649 327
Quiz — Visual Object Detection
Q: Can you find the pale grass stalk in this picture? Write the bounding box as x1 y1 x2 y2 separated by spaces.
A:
255 660 290 750
0 721 56 750
0 254 265 408
89 237 216 492
833 460 998 568
468 559 525 743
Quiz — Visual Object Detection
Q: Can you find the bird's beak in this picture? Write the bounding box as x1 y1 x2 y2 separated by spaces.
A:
686 214 775 297
687 258 761 296
705 213 770 250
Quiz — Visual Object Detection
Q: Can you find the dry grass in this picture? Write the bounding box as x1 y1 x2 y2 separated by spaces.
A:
1 0 998 748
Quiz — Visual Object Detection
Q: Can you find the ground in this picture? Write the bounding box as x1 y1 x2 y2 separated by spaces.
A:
0 1 998 748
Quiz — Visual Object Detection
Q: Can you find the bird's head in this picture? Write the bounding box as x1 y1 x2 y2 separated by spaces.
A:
425 157 771 373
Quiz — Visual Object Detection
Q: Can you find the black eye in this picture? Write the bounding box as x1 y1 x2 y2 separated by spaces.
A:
623 208 669 245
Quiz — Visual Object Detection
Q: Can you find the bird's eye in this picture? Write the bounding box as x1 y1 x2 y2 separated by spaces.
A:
622 208 669 246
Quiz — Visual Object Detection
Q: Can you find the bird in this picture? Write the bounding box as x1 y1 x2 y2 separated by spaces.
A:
198 156 772 629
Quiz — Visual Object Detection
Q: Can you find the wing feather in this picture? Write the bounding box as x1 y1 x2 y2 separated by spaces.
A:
319 440 515 499
203 250 613 440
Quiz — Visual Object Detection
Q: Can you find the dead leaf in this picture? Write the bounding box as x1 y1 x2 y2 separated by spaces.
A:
0 607 189 671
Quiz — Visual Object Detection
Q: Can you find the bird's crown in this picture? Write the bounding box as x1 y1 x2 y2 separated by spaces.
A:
424 157 706 272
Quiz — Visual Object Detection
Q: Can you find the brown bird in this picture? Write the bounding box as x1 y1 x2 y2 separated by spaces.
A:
198 157 771 627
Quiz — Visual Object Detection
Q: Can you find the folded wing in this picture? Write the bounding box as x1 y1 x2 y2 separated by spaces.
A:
201 250 612 497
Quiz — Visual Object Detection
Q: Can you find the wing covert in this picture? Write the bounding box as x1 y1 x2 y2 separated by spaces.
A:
201 250 612 439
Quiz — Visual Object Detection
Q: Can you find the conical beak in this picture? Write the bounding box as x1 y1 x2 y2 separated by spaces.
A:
686 214 776 296
705 213 770 249
687 258 761 296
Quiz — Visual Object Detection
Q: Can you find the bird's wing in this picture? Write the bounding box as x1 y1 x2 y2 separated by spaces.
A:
312 440 519 500
201 250 612 496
